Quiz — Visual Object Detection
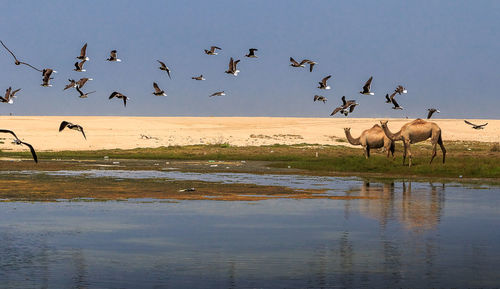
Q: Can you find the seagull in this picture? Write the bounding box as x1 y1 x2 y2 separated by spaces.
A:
109 91 128 107
0 87 20 104
360 76 374 95
41 68 56 87
318 75 332 90
73 59 86 72
76 77 93 89
245 48 258 58
390 96 403 110
313 95 327 103
225 57 240 76
106 50 121 62
395 85 407 94
210 91 225 97
0 129 38 162
427 108 440 119
289 57 310 68
330 96 358 116
75 86 96 98
152 82 166 96
464 120 488 129
0 40 42 72
192 75 205 81
59 121 86 139
63 79 77 90
204 46 221 55
77 43 89 61
157 60 171 79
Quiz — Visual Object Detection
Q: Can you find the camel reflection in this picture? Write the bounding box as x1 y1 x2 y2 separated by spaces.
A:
356 180 445 231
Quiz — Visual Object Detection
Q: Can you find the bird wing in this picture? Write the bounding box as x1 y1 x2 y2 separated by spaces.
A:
0 129 19 139
479 123 488 127
322 75 331 85
166 68 171 79
349 104 357 113
74 62 80 70
363 76 373 92
0 40 20 62
79 126 87 140
19 61 42 72
59 121 70 132
385 94 390 102
19 140 38 163
211 46 221 51
153 82 162 93
157 60 166 69
109 92 119 99
75 86 85 96
331 106 343 116
464 120 476 126
228 57 234 70
391 97 401 107
314 95 319 101
289 57 299 66
80 43 87 57
427 110 434 119
77 78 88 88
299 59 311 66
9 88 20 99
110 50 117 58
233 59 240 70
123 96 127 107
5 87 11 99
78 60 86 69
309 62 315 72
341 96 346 106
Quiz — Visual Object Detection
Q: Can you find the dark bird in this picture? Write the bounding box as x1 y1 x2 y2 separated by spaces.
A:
192 75 205 81
385 92 396 103
204 46 221 55
0 87 20 104
152 82 166 96
395 85 407 94
0 129 38 162
75 86 96 98
106 50 121 62
109 91 128 107
225 57 240 76
390 96 403 110
59 121 86 139
210 91 225 97
77 43 89 61
76 77 93 89
330 96 358 116
157 60 171 79
73 59 86 72
360 76 374 95
427 108 440 119
464 120 488 129
245 48 258 58
289 57 310 68
41 68 56 87
63 79 77 90
307 61 317 72
0 40 42 72
313 95 327 103
318 75 332 90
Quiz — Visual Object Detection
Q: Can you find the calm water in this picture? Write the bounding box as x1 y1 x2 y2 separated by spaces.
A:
1 171 500 288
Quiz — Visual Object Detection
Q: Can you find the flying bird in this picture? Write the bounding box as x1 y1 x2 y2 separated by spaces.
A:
152 82 166 96
385 92 397 104
390 96 403 110
41 68 56 87
0 129 38 162
77 43 89 61
395 85 407 94
289 57 310 68
360 76 374 95
109 91 128 107
76 77 93 89
245 48 258 58
427 108 440 119
313 95 327 103
192 75 205 81
63 79 77 90
157 60 171 79
318 75 332 90
307 61 317 72
106 50 121 62
330 96 358 116
75 86 96 98
204 46 221 55
225 57 240 76
0 87 20 104
59 121 86 139
464 120 488 129
210 91 225 97
0 40 42 72
73 59 86 72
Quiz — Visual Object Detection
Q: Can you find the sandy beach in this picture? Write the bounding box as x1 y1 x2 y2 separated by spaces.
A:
0 116 498 152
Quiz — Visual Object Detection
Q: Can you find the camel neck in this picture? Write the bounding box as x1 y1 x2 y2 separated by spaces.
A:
344 130 361 145
382 125 401 141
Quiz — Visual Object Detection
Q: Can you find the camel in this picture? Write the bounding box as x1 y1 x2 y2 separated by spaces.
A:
344 124 395 159
380 119 446 167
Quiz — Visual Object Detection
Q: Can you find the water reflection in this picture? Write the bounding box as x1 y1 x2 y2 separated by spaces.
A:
0 178 499 288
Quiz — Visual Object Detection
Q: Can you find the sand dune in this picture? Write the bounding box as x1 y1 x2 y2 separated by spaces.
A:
0 116 498 152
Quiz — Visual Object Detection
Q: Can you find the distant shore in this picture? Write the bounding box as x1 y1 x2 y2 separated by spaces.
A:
0 116 498 152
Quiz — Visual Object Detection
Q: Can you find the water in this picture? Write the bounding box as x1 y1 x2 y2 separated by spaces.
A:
1 172 499 288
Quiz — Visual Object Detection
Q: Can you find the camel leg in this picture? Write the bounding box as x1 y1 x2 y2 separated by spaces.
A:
363 145 368 159
405 140 412 167
366 146 371 158
390 142 395 160
430 142 437 164
438 135 446 164
402 141 407 166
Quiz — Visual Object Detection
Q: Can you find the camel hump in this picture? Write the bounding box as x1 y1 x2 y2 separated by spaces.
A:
372 124 381 128
412 118 427 124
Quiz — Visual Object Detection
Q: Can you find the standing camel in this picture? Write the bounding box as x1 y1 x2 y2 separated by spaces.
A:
344 125 395 159
380 119 446 167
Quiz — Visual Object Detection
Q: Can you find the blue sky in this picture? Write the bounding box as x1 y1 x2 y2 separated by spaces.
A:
0 1 498 118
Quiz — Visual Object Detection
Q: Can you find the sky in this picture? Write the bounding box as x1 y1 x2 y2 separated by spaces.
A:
0 0 498 118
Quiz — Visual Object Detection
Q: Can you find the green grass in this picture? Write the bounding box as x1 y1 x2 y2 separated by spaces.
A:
1 141 499 179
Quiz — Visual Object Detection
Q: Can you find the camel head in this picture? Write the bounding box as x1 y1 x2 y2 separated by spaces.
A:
380 120 388 128
344 127 351 133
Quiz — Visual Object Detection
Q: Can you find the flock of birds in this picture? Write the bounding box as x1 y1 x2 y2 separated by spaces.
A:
0 40 490 163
